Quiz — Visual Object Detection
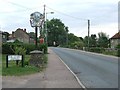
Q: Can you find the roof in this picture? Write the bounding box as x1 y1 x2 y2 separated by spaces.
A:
111 32 120 39
15 28 30 36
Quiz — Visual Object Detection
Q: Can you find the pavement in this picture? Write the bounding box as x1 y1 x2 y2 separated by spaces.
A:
2 48 81 88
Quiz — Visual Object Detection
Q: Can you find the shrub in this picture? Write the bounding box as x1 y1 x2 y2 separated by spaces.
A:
69 41 84 50
89 47 105 53
38 43 48 54
14 46 26 55
23 44 35 54
2 43 14 54
2 43 48 55
116 44 120 49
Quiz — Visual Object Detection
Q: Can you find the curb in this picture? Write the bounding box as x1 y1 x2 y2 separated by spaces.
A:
57 56 87 90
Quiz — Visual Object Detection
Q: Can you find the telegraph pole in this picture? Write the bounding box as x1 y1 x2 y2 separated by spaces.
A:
44 5 47 44
88 19 90 50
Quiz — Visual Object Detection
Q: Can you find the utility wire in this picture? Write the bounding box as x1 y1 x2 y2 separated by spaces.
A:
0 6 42 14
46 5 88 21
4 0 30 10
0 0 43 14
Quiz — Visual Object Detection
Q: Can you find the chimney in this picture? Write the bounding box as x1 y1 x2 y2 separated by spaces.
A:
24 29 26 32
12 31 15 38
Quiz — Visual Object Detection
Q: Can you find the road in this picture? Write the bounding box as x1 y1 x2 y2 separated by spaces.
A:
50 47 118 88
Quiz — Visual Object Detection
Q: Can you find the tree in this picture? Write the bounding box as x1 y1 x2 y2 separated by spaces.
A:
68 33 80 45
28 32 35 40
84 34 97 47
97 32 109 48
83 36 88 47
68 33 84 49
47 18 68 46
90 34 97 47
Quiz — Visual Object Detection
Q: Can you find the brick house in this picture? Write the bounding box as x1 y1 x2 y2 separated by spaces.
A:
9 28 30 43
110 31 120 48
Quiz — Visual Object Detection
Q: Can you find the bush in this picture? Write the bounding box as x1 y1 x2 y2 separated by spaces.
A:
2 43 48 55
23 44 35 54
2 43 14 54
69 41 84 50
116 44 120 49
38 43 48 54
89 47 105 53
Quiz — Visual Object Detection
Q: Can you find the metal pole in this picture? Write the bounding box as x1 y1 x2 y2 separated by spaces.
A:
88 19 90 50
35 27 38 49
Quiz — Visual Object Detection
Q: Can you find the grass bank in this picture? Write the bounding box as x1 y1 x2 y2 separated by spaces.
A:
2 54 48 76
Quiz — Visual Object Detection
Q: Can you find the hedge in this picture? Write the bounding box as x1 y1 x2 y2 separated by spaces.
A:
2 43 48 54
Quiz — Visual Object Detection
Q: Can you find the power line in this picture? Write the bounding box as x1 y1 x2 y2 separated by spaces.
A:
0 7 42 14
0 0 43 14
4 0 30 10
46 5 88 21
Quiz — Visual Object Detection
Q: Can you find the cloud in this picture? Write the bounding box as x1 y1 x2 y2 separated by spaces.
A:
0 0 119 38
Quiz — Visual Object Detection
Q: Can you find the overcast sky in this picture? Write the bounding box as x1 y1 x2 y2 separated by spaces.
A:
0 0 119 38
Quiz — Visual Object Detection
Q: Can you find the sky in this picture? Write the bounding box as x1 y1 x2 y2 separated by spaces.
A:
0 0 119 38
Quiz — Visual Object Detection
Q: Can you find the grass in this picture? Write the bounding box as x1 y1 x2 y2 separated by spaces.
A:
102 50 118 56
2 54 48 76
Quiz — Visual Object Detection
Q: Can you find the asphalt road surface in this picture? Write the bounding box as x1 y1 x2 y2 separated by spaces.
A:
50 47 118 88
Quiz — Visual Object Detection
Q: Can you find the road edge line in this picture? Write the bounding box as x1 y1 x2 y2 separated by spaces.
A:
58 56 87 90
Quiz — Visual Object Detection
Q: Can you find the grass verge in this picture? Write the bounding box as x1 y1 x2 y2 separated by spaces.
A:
2 54 48 76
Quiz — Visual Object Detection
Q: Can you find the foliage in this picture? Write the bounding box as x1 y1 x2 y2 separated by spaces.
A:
116 44 120 49
90 34 97 47
2 42 48 55
2 54 48 76
89 47 105 53
68 33 80 45
102 49 118 56
39 43 48 54
22 43 48 54
28 32 35 40
70 41 84 50
23 44 35 54
97 32 109 48
84 34 97 47
47 18 69 46
2 43 14 54
14 46 26 55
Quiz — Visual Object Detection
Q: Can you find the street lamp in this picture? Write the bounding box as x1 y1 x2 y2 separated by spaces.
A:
30 12 44 49
45 12 54 45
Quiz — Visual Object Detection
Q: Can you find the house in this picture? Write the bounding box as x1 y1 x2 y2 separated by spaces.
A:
0 31 9 43
9 28 30 43
110 31 120 48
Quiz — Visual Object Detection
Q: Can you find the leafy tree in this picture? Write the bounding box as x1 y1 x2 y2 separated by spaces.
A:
79 37 84 41
68 33 84 49
47 18 68 46
90 34 97 47
71 41 84 49
83 36 88 47
28 32 35 40
97 32 109 48
68 33 80 45
84 34 97 47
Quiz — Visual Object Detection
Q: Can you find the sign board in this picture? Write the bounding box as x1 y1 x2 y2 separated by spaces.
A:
30 12 44 27
8 55 22 61
6 55 24 68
